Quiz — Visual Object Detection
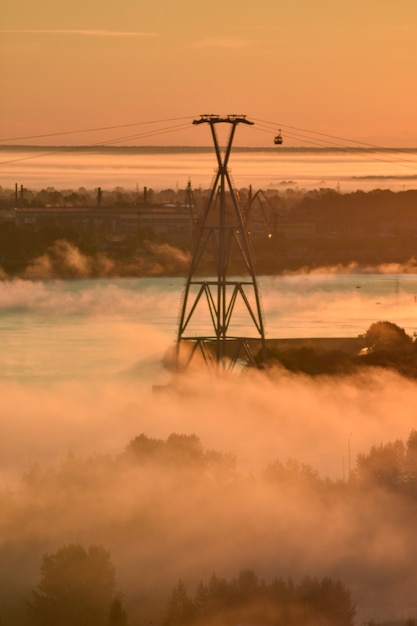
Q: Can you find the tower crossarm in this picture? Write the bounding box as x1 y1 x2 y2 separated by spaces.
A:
193 114 254 125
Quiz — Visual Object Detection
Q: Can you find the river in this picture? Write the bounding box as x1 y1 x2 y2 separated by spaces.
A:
1 273 416 382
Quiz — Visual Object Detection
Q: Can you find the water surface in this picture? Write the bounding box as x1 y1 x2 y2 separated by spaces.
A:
1 274 416 381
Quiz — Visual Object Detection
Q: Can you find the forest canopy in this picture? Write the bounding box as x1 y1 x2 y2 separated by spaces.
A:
0 428 415 626
164 571 355 626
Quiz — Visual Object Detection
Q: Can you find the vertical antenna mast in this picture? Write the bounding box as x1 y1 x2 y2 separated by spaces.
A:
176 114 267 371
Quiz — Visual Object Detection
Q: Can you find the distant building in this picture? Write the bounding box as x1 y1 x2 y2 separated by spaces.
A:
276 221 316 238
0 208 15 222
13 204 194 244
137 205 194 241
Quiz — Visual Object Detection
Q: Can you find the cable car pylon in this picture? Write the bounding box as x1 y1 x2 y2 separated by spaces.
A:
175 114 267 372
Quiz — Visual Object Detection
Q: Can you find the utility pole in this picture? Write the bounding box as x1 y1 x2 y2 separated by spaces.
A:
175 115 267 371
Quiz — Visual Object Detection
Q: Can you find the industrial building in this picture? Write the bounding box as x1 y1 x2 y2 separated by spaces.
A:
12 203 195 244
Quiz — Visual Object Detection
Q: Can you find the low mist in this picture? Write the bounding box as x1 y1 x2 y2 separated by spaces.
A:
2 367 417 623
3 237 417 281
16 239 190 280
281 259 417 275
1 274 417 624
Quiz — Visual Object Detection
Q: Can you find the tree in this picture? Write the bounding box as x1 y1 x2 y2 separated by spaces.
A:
166 572 355 626
354 431 417 493
264 458 322 489
405 429 417 485
164 580 196 626
28 544 116 626
362 321 412 354
124 433 206 471
355 440 405 490
107 597 129 626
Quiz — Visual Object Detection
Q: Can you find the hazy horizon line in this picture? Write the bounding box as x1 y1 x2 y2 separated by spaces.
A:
1 145 417 152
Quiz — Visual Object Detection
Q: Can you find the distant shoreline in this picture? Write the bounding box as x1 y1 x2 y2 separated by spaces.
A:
2 145 416 193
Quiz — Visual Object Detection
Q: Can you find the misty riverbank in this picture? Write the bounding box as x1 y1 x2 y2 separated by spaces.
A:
1 274 417 382
2 276 417 623
3 230 417 283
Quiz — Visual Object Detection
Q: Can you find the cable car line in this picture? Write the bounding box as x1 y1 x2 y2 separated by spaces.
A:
1 113 417 179
255 117 417 168
252 117 391 150
0 115 196 144
81 121 193 147
253 120 417 173
0 121 193 167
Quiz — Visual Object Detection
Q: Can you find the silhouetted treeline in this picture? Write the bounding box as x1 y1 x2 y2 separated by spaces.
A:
355 429 417 492
164 571 355 626
0 224 190 277
1 186 417 275
27 543 356 626
3 428 417 625
261 188 417 272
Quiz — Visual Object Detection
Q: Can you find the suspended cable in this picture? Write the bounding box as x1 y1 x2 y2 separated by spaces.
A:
0 150 61 167
0 115 197 143
2 113 417 182
253 120 417 173
252 117 389 150
90 122 194 146
0 121 194 167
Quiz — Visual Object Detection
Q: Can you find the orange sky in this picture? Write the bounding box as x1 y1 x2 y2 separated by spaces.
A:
1 0 417 147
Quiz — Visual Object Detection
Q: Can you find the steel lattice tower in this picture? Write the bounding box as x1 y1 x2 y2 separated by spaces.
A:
175 114 267 371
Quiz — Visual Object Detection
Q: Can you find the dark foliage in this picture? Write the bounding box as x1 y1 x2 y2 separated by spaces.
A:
124 433 236 480
3 187 417 275
267 346 355 376
107 597 129 626
354 429 417 493
164 570 356 626
28 544 117 626
362 321 413 354
266 321 417 379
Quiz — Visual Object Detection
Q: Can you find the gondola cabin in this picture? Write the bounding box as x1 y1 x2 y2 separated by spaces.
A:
274 130 283 145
